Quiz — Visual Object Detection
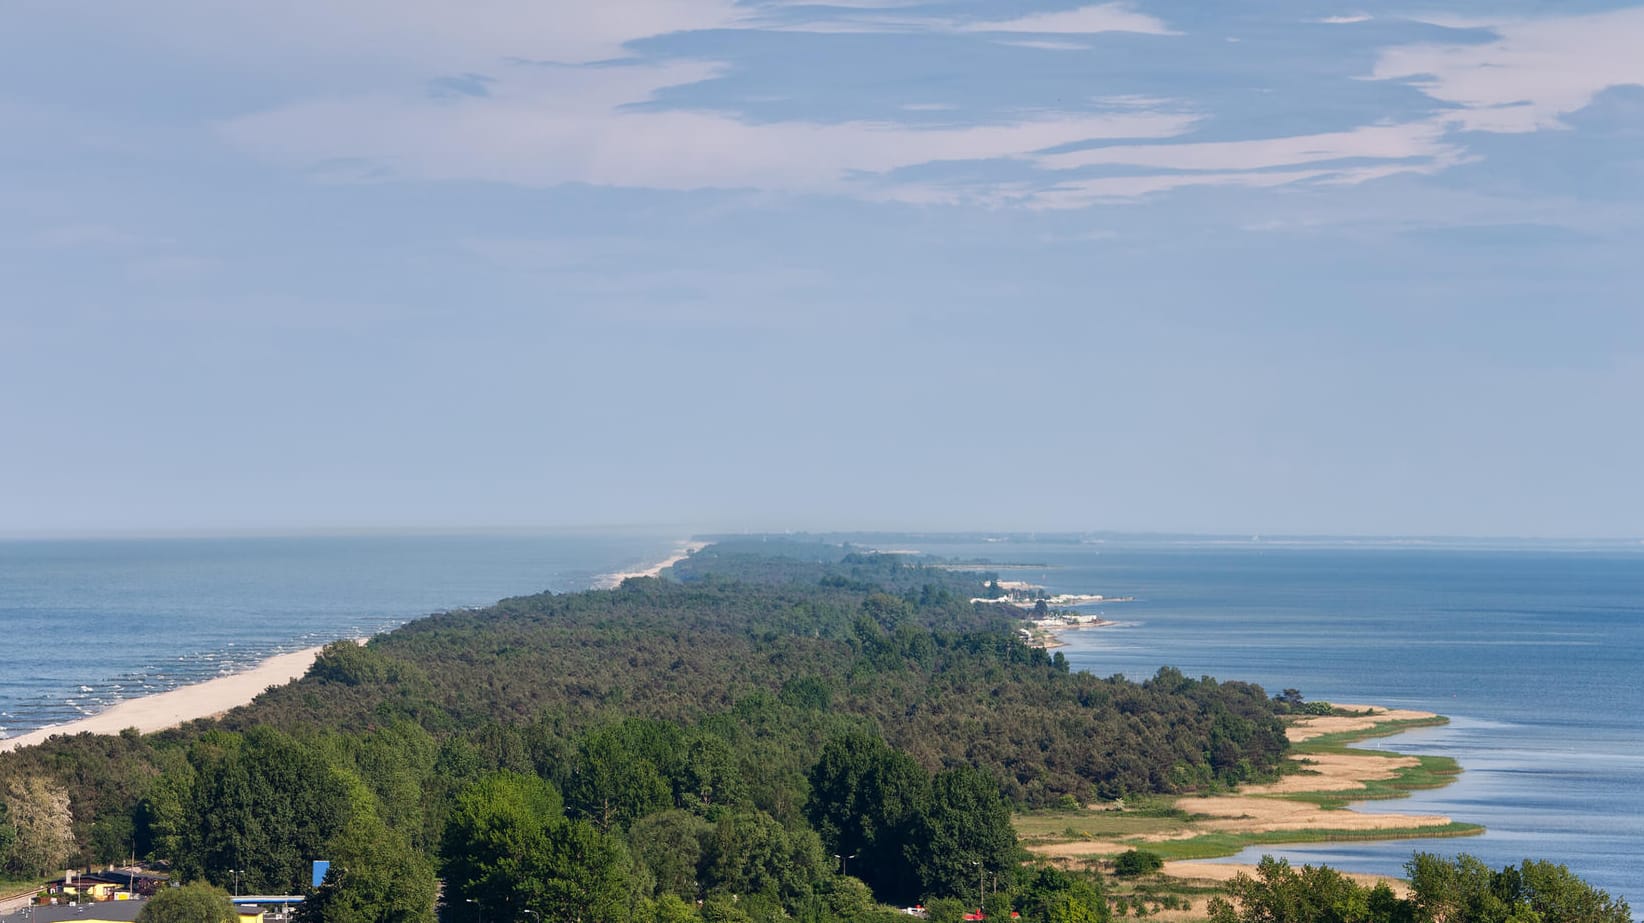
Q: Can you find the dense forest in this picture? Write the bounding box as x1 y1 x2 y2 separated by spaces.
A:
0 541 1626 923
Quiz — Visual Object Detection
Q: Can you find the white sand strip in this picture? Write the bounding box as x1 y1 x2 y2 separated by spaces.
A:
0 645 329 753
595 540 707 588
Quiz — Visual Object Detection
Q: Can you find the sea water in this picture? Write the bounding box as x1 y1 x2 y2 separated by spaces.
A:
899 538 1644 907
0 531 681 740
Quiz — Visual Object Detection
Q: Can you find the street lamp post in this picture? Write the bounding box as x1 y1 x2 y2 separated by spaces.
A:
833 853 857 876
522 909 540 923
231 870 242 897
466 898 483 923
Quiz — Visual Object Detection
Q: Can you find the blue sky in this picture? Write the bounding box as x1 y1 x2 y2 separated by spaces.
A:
3 1 1642 537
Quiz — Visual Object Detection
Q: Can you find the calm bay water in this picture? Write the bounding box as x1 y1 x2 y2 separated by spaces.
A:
0 531 680 740
902 539 1644 907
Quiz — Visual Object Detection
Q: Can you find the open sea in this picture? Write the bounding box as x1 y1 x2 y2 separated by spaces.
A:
0 531 681 740
897 538 1644 908
3 533 1641 905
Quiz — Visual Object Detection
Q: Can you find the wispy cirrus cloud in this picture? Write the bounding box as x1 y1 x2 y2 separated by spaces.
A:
1374 6 1644 132
222 60 1201 195
1037 122 1463 173
964 3 1177 36
743 1 1174 38
62 0 746 75
200 1 1644 211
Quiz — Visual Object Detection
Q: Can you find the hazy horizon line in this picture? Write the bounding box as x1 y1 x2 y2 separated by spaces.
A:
3 524 1641 547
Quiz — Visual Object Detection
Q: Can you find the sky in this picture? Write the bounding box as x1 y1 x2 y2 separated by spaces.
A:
3 1 1642 538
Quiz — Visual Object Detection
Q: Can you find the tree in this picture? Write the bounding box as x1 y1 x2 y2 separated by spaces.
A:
2 775 77 878
1405 852 1629 923
0 802 15 867
566 726 673 833
1017 867 1109 923
1112 850 1163 877
136 883 237 923
136 753 196 863
701 811 827 910
439 772 564 923
653 893 703 923
440 772 635 923
181 727 351 893
631 810 711 900
679 733 749 815
907 768 1016 902
1514 857 1630 923
294 777 436 923
805 732 929 902
523 819 635 923
1206 856 1378 923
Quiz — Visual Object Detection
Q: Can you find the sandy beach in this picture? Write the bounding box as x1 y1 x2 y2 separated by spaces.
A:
2 540 707 754
0 645 330 753
595 540 707 588
1024 705 1459 896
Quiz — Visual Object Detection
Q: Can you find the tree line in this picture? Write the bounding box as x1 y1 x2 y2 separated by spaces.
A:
1210 854 1628 923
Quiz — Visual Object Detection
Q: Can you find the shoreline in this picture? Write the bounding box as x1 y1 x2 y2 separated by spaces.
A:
0 645 332 753
1022 705 1476 897
593 540 707 588
2 540 707 752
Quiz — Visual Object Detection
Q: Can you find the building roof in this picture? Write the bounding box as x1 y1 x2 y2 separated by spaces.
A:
1 900 147 923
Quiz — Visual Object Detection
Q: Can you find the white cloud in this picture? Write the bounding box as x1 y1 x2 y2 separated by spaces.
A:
882 157 1454 210
966 3 1176 35
221 62 1201 194
1317 14 1372 25
1036 122 1463 173
180 1 1635 211
1372 6 1644 132
993 39 1093 51
62 0 746 78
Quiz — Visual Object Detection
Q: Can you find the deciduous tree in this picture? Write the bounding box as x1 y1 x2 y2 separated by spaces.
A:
2 775 76 878
136 883 237 923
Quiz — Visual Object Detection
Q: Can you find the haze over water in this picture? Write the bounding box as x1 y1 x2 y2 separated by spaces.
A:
903 538 1644 907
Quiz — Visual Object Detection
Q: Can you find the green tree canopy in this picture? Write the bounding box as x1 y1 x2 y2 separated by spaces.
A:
1207 853 1629 923
181 726 351 893
907 767 1017 903
294 775 435 923
805 731 929 902
136 883 237 923
1016 866 1109 923
440 771 634 923
701 810 826 908
2 774 77 878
